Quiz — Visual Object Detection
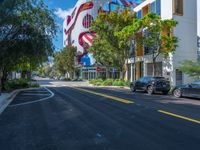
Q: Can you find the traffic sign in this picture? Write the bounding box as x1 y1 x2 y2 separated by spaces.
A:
96 67 101 73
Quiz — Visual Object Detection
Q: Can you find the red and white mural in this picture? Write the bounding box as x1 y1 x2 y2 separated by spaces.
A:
63 0 136 66
63 0 108 66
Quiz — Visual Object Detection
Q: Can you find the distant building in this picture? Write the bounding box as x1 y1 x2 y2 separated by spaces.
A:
63 0 135 79
126 0 199 86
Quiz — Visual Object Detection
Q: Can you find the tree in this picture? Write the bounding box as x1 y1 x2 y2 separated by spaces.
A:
90 8 136 78
54 46 77 78
116 13 178 76
0 0 56 90
139 13 178 76
179 60 200 79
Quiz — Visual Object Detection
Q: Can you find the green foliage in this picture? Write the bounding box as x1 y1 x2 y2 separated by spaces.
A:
0 0 56 89
4 79 29 91
63 78 72 81
140 13 178 57
89 78 129 87
90 8 136 73
102 79 113 86
116 13 178 76
54 46 77 76
29 83 40 88
4 78 40 91
179 60 200 79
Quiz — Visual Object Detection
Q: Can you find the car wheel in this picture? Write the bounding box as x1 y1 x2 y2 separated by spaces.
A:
147 85 154 95
130 84 136 92
173 89 182 98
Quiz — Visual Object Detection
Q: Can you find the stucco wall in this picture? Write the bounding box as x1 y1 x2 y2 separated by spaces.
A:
172 0 197 84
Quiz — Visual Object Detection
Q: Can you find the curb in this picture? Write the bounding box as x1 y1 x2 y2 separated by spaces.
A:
0 87 41 114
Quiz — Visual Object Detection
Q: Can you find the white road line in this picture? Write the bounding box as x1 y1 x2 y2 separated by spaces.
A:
9 87 54 107
23 91 48 93
20 93 51 96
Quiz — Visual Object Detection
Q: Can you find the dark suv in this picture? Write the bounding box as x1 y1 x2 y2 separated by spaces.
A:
130 76 170 95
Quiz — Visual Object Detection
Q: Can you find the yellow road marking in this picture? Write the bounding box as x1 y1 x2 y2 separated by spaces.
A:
158 110 200 125
74 87 134 104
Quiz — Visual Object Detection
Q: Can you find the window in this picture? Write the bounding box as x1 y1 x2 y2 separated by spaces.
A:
150 2 156 13
147 62 162 76
176 69 183 85
137 10 142 19
156 0 161 16
173 0 183 15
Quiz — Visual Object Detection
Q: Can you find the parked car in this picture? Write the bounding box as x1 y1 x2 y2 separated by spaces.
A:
130 76 170 95
172 80 200 99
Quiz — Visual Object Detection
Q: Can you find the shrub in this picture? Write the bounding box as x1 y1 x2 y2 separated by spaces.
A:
102 79 113 86
112 79 126 86
30 83 40 88
89 79 103 86
63 78 71 81
4 79 29 91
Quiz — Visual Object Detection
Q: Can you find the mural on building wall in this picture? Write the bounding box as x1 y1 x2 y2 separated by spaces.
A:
63 0 139 66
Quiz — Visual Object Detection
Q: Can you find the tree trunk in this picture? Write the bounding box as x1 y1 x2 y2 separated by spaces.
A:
0 68 2 94
1 68 8 91
152 58 156 76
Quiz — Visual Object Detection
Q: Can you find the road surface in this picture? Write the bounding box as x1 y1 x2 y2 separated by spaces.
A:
0 80 200 150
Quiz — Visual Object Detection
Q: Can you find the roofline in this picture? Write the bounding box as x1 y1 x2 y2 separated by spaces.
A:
133 0 155 12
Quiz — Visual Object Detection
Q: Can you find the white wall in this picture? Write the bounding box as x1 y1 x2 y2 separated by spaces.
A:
161 0 173 20
172 0 197 84
197 0 200 58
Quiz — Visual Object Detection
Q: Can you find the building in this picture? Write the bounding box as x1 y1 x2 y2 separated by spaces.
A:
63 0 135 80
198 0 200 60
127 0 199 86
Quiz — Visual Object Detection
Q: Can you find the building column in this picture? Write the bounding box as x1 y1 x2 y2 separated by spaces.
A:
143 62 147 76
130 63 133 82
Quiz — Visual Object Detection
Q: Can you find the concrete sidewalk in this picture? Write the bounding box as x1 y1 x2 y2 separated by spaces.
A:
0 92 18 114
0 88 39 114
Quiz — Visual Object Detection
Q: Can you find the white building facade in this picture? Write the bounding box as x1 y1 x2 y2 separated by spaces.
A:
127 0 199 86
198 0 200 60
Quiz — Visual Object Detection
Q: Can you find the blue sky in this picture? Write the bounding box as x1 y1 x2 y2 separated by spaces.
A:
43 0 144 51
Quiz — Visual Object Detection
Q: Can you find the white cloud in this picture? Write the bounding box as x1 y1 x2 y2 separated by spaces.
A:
54 7 73 20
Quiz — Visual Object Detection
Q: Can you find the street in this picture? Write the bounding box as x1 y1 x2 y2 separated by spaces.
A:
0 80 200 150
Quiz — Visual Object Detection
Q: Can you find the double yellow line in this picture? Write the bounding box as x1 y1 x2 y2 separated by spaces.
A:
74 87 134 104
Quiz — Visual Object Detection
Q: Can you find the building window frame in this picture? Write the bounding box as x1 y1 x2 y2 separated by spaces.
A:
137 10 142 19
173 0 184 16
156 0 161 16
150 1 156 13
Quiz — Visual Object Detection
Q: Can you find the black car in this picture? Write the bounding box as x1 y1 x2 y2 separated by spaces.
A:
130 76 170 95
173 80 200 99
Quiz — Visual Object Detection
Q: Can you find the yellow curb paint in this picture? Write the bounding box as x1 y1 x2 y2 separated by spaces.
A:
74 87 134 104
158 110 200 125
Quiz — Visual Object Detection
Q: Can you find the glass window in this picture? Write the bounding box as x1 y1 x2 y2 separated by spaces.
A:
173 0 183 15
137 10 142 19
156 0 161 16
176 69 183 85
150 2 156 13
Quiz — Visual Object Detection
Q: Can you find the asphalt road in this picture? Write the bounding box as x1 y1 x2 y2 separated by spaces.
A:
0 84 200 150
